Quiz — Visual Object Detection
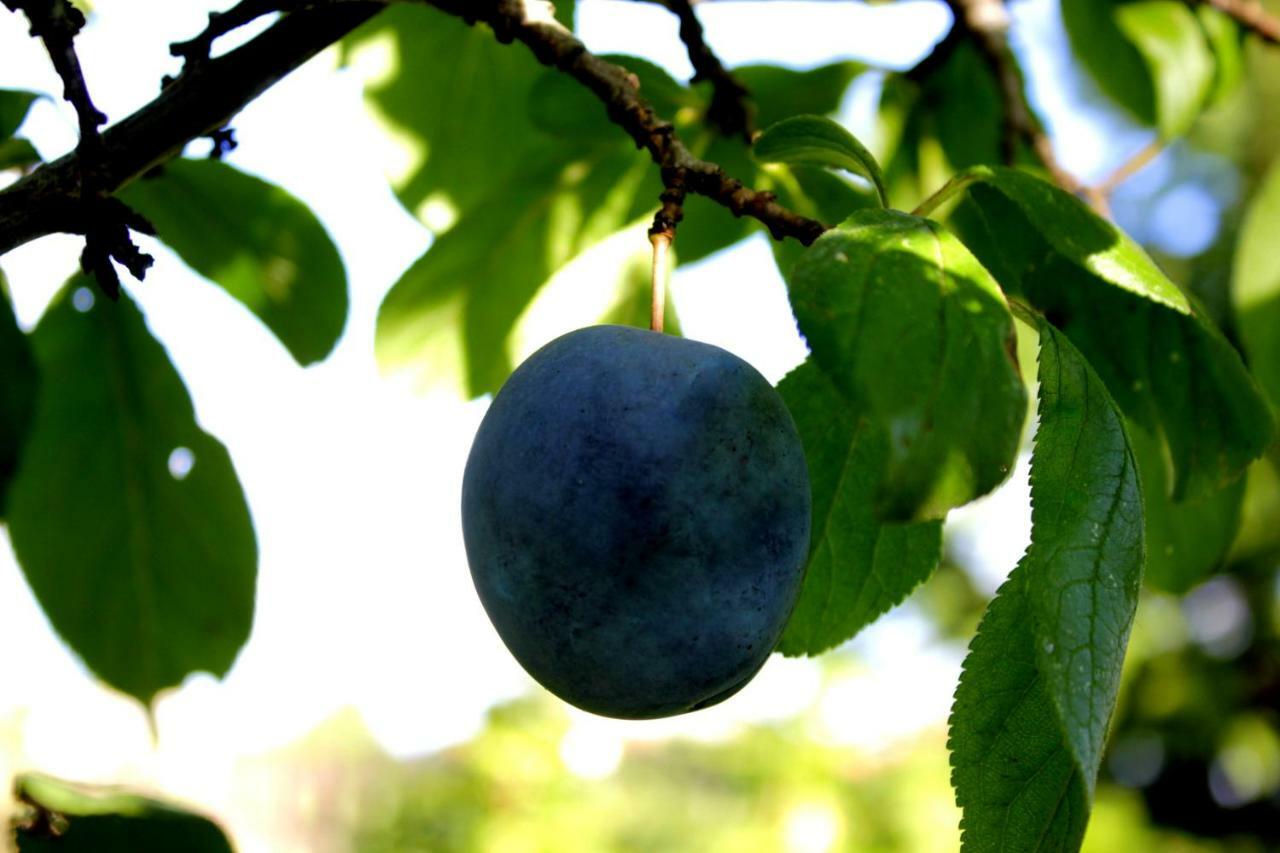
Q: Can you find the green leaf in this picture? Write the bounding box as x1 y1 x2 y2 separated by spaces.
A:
945 165 1274 498
789 209 1026 520
753 115 887 207
735 62 864 129
1234 160 1280 414
769 165 878 283
1062 0 1215 138
376 148 649 397
1062 0 1159 126
0 137 39 171
5 282 257 706
1115 1 1216 138
14 773 234 853
1197 5 1244 107
877 42 1025 210
776 361 942 655
342 5 558 222
120 159 348 366
950 320 1143 851
0 279 37 514
1130 422 1243 593
0 88 39 141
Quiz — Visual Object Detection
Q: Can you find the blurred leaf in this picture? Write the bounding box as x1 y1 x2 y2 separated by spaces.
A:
5 282 256 706
753 115 887 207
1131 421 1243 593
0 88 38 141
121 159 347 365
376 148 649 397
0 137 39 171
343 5 554 221
1234 159 1280 414
776 361 942 655
1061 0 1159 125
947 165 1274 499
14 773 233 852
1115 1 1216 138
0 279 36 514
1063 0 1215 137
951 321 1143 851
1197 5 1244 107
789 209 1026 520
735 62 864 129
877 43 1025 210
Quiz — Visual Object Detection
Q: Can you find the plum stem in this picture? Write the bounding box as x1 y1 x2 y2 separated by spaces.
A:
649 230 671 333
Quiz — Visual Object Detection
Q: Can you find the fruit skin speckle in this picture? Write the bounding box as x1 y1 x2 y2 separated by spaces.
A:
462 325 811 719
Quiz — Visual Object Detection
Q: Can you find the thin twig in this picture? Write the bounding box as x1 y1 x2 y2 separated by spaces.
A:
649 231 670 332
2 0 156 296
1096 139 1164 196
170 0 306 66
1204 0 1280 44
0 2 384 255
429 0 828 245
634 0 753 140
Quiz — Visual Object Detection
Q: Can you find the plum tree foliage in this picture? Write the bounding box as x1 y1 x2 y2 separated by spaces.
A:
1 0 1279 849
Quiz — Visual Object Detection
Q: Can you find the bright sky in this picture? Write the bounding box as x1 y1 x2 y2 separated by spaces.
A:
0 1 1088 847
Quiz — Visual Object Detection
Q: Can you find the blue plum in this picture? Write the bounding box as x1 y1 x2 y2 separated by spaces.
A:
461 325 811 719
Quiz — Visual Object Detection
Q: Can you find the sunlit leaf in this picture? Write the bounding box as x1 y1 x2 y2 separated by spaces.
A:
0 277 36 514
950 321 1143 851
342 5 556 221
529 54 693 142
789 209 1026 520
1063 0 1216 137
1115 1 1216 138
948 165 1273 498
1198 5 1244 107
120 159 348 365
5 282 256 706
776 361 941 655
1234 159 1280 413
14 773 234 853
753 115 887 207
376 148 649 397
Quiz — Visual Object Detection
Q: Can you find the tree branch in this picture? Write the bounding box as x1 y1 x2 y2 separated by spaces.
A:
0 2 383 256
1203 0 1280 44
428 0 827 244
634 0 753 140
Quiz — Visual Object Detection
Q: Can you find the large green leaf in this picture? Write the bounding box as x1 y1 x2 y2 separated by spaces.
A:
5 282 257 706
0 137 40 171
1062 0 1215 137
376 148 649 397
1234 160 1280 414
0 277 37 514
776 361 942 655
950 321 1143 851
0 88 39 142
14 773 233 853
528 54 693 143
788 209 1026 520
946 165 1274 498
753 115 887 207
120 159 348 365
